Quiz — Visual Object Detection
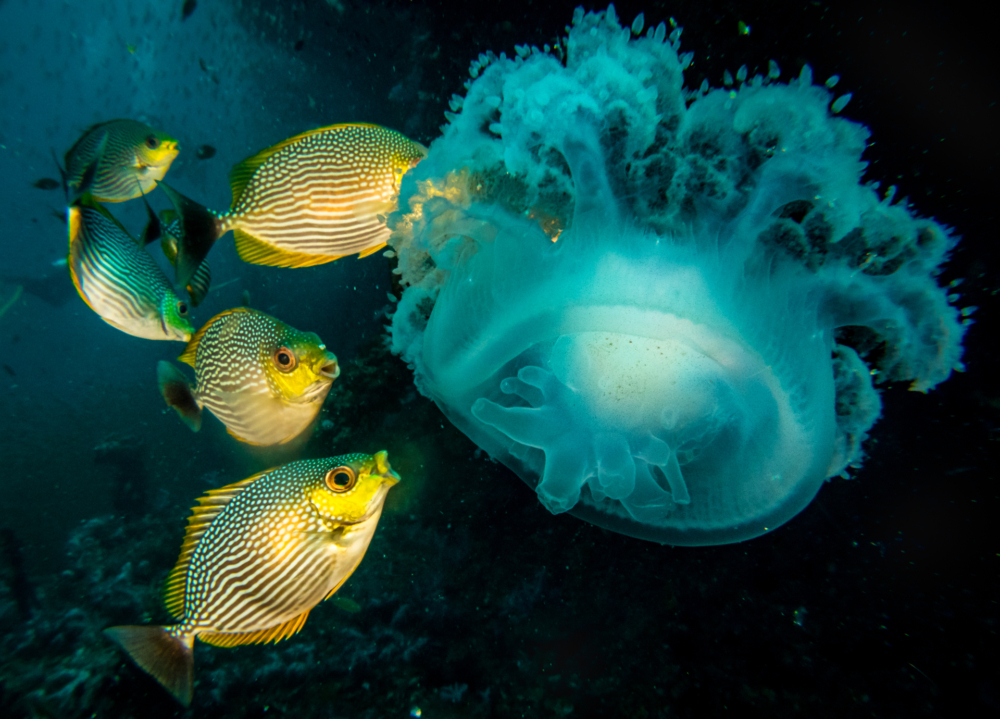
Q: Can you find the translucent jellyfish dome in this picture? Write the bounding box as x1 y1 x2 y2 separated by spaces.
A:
386 6 966 545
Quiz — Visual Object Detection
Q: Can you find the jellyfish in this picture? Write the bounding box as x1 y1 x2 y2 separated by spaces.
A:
386 6 966 545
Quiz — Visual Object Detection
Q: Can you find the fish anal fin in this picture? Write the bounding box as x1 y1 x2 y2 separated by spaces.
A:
103 625 193 707
357 242 387 259
198 610 311 648
226 424 266 446
162 470 269 619
234 228 343 269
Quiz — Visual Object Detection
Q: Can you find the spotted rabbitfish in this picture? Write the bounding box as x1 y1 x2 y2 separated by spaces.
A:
104 452 401 706
158 123 427 287
157 307 339 445
64 119 180 202
68 196 194 341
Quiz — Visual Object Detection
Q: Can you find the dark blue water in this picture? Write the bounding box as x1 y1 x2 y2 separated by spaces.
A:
0 1 995 717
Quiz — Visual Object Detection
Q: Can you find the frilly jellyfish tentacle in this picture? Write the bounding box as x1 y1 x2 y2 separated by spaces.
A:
557 124 622 229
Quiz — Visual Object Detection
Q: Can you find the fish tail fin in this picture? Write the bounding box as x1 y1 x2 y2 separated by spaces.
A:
103 625 194 707
157 181 224 290
157 361 202 432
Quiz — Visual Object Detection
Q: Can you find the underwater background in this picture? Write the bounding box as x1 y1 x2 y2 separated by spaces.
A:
0 0 996 716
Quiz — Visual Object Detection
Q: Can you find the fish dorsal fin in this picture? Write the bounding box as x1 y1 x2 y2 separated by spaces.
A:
163 469 273 619
234 228 344 269
66 206 95 313
64 121 113 168
228 123 383 207
177 307 251 367
197 609 312 647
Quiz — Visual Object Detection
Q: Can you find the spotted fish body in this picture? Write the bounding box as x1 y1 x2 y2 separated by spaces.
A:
157 307 339 445
65 119 179 202
68 197 194 341
160 123 427 287
104 452 400 707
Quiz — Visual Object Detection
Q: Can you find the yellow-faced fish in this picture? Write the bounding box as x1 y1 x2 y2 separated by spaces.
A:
68 196 194 341
158 123 427 287
104 452 400 706
65 119 179 202
158 307 339 445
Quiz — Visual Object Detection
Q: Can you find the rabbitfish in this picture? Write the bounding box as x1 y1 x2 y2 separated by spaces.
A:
104 452 400 706
65 119 179 202
157 308 339 445
68 196 193 341
158 123 427 287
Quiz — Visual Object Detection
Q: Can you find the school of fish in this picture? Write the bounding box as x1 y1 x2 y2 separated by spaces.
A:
53 117 424 705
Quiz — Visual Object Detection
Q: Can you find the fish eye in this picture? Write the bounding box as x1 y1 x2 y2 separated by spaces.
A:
145 135 160 149
325 466 356 492
176 301 188 316
272 346 297 372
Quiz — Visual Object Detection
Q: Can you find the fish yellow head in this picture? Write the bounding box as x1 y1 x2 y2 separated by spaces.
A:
262 325 340 403
133 128 180 181
390 139 429 189
159 294 195 342
309 451 401 524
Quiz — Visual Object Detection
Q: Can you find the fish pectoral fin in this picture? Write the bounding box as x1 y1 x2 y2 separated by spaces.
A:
226 425 267 446
198 610 311 648
157 361 202 432
215 389 316 446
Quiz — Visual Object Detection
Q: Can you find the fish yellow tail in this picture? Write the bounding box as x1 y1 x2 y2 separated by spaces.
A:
158 361 202 432
104 624 194 707
157 181 224 290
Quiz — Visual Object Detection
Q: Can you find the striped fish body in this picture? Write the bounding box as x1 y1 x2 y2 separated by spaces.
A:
223 124 426 267
173 307 339 445
104 452 400 707
68 197 193 341
65 119 179 202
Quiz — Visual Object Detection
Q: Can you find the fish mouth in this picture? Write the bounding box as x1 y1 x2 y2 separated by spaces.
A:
318 359 340 380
